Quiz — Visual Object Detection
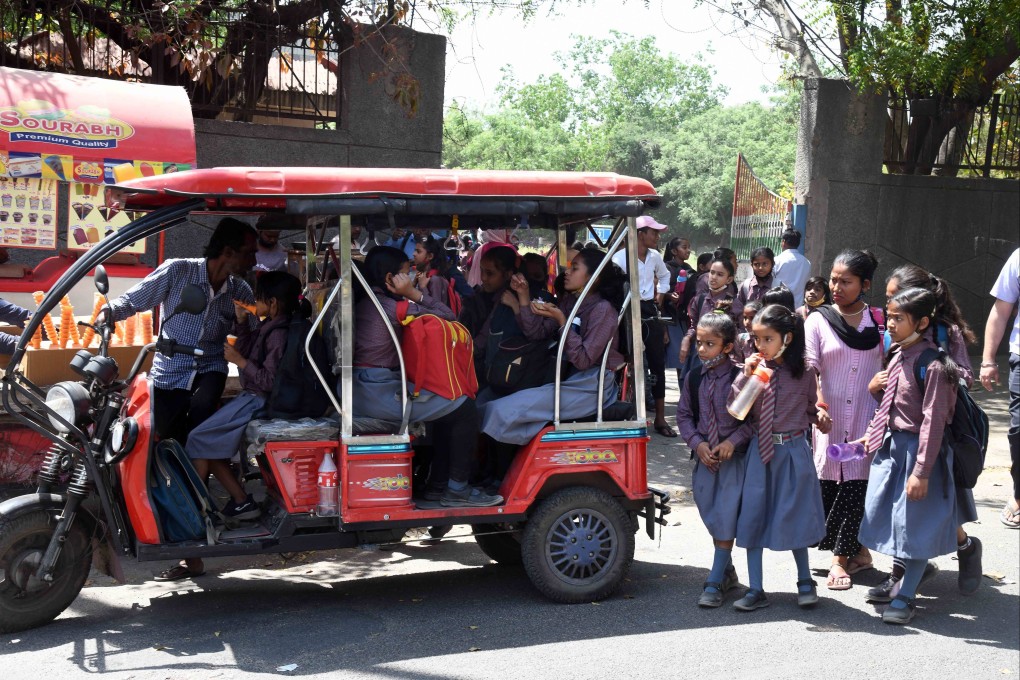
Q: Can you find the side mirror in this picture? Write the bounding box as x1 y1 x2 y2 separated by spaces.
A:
94 265 109 295
175 284 207 316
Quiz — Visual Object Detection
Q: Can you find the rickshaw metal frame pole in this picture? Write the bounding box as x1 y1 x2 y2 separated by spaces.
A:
337 215 354 438
553 217 630 427
625 215 646 424
306 280 344 421
348 263 411 437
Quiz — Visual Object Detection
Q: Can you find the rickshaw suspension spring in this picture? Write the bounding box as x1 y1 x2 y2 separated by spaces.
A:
67 460 92 499
35 444 65 493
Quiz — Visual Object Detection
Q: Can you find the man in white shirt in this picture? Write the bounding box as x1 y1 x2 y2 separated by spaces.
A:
980 248 1020 528
612 215 675 437
772 228 812 308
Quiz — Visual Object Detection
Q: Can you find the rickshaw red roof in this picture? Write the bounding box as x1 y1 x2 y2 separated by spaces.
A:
115 167 659 210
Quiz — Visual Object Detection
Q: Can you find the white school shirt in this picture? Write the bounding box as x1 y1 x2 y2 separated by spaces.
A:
612 248 670 301
773 248 812 308
990 248 1020 355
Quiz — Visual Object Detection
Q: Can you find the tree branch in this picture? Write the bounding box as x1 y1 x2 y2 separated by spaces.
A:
754 0 824 78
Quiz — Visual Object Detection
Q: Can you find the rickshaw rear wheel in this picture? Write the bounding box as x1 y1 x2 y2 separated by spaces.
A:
0 509 92 633
473 523 523 565
521 486 635 603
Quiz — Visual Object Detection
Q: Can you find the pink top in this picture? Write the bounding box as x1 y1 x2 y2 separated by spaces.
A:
805 307 883 481
883 337 957 479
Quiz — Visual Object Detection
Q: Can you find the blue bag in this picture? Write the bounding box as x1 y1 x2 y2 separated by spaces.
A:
149 440 219 543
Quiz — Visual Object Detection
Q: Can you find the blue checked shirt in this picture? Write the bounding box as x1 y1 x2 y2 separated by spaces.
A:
109 258 255 390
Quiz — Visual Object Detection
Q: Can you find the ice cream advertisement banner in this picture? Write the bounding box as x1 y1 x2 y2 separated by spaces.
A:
67 182 144 254
0 177 57 250
0 67 196 186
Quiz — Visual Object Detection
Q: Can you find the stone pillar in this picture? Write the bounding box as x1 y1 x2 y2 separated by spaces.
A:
794 78 886 274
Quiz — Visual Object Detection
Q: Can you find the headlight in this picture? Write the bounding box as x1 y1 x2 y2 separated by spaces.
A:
45 382 91 433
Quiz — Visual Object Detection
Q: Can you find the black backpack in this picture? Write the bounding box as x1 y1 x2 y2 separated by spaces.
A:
910 347 988 489
486 335 558 396
262 314 336 419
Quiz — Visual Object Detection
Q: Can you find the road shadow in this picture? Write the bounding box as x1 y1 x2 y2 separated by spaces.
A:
2 535 1017 675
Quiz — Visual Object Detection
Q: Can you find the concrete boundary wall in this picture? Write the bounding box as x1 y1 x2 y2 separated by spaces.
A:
796 78 1019 338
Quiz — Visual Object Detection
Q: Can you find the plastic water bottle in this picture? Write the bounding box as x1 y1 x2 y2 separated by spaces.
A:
826 442 866 462
674 269 687 296
316 452 338 516
727 365 773 420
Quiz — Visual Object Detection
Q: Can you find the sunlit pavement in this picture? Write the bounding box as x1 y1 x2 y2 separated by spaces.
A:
2 358 1017 679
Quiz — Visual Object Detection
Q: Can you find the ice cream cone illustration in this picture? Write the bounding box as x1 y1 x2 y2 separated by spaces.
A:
43 156 67 181
72 202 90 219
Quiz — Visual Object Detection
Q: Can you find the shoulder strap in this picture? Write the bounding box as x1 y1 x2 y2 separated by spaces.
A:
686 369 703 424
935 323 950 351
912 347 945 391
869 306 885 331
396 299 409 323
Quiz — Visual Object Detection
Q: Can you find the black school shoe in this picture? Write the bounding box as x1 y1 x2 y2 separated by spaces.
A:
222 494 260 521
881 595 916 625
866 562 940 603
958 537 983 595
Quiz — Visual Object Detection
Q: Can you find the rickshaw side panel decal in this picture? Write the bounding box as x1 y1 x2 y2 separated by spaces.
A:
341 443 415 512
116 376 160 544
500 426 649 505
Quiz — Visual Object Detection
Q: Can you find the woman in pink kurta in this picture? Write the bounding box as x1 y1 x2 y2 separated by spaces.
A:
805 250 883 590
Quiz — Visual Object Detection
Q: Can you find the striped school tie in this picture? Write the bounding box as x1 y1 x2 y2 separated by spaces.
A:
705 376 720 448
757 382 777 464
866 353 903 453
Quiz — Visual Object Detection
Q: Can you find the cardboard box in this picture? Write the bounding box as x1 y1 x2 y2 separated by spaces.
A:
1 341 153 386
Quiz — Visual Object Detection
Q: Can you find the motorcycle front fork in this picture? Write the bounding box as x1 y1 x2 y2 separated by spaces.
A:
35 457 91 582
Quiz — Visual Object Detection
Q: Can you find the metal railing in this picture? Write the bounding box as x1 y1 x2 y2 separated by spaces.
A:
0 0 341 126
884 93 1020 178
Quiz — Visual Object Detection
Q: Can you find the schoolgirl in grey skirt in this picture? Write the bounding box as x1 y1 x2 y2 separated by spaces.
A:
729 304 830 612
675 312 751 608
858 287 960 625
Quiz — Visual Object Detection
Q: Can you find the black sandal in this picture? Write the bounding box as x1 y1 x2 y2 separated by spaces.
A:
154 564 206 582
654 423 677 438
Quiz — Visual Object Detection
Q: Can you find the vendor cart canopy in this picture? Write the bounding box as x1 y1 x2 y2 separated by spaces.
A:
113 167 661 229
0 67 195 184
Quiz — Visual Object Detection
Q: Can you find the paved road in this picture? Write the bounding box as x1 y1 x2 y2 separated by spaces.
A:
2 362 1018 679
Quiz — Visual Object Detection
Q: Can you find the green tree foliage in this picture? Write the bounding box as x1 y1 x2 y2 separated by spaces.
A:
653 86 799 238
444 33 798 244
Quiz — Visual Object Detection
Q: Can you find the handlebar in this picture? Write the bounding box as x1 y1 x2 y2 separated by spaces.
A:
155 338 204 357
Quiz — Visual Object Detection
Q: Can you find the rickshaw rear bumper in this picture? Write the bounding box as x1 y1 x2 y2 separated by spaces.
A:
636 487 671 539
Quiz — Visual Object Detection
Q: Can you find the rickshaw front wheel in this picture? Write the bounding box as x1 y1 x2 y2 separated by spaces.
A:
521 487 635 603
0 509 92 633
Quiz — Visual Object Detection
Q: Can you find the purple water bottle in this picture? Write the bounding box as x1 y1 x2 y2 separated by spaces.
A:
674 269 687 296
826 442 866 462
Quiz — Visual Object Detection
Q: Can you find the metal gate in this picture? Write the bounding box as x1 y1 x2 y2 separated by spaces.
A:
730 153 791 260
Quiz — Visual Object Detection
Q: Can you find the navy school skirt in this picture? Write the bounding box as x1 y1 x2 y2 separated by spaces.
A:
858 430 958 560
735 433 826 551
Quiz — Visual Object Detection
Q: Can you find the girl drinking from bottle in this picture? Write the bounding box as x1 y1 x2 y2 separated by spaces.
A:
676 312 752 607
730 303 830 611
858 287 960 625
